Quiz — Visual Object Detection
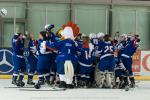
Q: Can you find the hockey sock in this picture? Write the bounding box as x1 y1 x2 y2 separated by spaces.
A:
12 73 18 81
129 77 135 84
123 77 129 86
119 76 123 81
18 73 24 81
45 73 50 81
38 75 45 85
39 75 44 81
28 73 34 80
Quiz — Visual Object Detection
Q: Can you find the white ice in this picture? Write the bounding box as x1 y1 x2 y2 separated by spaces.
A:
0 79 150 100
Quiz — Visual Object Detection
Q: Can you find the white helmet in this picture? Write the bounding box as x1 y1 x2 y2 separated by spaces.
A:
89 33 96 39
127 32 132 38
44 24 50 29
82 34 88 37
122 34 127 38
97 32 105 39
44 24 54 32
120 34 127 41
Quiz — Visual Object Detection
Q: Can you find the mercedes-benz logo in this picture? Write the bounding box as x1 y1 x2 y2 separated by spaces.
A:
0 49 14 74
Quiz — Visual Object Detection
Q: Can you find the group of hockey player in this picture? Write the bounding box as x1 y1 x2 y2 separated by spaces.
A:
11 21 140 90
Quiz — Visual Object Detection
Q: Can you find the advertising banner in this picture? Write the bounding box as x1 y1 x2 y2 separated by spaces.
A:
0 48 14 75
140 51 150 76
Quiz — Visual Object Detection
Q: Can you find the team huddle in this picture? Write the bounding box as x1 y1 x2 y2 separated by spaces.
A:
11 21 140 90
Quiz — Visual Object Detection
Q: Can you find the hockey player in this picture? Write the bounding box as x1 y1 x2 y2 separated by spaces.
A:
97 34 115 88
12 32 26 87
117 34 127 62
114 34 128 88
34 31 54 89
48 26 61 85
98 34 115 71
44 25 61 85
27 33 38 85
120 33 140 89
96 32 105 57
78 34 96 88
74 33 83 86
89 33 99 49
97 32 104 42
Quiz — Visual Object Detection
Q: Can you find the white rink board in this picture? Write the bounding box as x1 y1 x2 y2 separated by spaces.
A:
0 79 150 100
140 51 150 76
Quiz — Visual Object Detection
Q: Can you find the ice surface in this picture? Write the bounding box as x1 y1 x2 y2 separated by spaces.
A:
0 79 150 100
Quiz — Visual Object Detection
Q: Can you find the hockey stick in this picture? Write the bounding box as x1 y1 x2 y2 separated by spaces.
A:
4 86 34 89
19 88 66 91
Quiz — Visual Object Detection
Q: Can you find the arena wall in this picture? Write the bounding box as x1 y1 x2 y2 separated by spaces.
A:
0 2 150 49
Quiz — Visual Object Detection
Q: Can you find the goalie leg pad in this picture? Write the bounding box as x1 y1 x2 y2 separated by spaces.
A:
98 72 105 88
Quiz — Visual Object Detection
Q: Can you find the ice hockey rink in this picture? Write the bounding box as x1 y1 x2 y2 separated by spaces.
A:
0 79 150 100
0 0 150 100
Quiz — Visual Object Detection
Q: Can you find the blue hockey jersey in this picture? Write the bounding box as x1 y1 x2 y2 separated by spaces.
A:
37 39 53 55
28 39 38 55
12 34 25 55
117 40 127 62
121 39 138 58
98 41 115 60
78 43 95 67
91 38 99 49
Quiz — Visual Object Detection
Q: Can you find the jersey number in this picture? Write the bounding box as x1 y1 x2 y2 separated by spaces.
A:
104 46 113 53
85 51 91 59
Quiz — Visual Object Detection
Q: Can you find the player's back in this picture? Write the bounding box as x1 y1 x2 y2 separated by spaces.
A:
78 43 95 65
100 41 115 60
98 40 115 72
37 39 53 55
